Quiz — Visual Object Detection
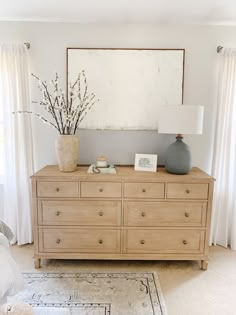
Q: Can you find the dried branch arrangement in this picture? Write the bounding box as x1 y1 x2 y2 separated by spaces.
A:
13 71 99 134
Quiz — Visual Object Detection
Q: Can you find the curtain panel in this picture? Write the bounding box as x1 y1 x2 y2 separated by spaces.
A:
210 48 236 250
0 43 34 244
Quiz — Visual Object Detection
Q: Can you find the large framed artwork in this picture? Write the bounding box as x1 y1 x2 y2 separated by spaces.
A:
67 48 185 130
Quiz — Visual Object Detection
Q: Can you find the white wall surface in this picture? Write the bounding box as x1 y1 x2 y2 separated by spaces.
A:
0 22 236 174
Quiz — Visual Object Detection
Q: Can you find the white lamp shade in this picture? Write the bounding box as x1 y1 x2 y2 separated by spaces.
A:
158 105 204 134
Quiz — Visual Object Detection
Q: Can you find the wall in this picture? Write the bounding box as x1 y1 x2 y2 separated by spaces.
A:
0 22 236 173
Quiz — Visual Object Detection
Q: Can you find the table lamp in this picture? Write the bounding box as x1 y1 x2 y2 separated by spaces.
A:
158 105 204 174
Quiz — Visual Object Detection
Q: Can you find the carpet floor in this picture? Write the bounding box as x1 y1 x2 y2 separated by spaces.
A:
10 245 236 315
10 272 167 315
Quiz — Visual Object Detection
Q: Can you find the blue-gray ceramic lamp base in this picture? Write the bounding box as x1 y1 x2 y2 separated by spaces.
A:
165 136 192 174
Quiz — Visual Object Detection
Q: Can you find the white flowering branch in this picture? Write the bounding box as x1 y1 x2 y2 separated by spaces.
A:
13 72 99 135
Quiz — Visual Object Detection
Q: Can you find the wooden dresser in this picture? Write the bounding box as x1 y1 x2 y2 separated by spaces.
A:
31 165 214 270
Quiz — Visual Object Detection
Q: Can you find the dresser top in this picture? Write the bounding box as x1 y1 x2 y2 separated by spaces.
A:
31 165 214 182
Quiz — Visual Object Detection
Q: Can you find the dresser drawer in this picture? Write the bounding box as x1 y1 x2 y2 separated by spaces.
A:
125 229 205 254
166 183 208 199
39 228 121 253
38 200 121 226
124 183 165 199
124 202 206 227
37 181 79 198
80 182 122 198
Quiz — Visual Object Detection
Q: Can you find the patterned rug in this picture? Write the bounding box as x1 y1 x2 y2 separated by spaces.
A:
11 272 167 315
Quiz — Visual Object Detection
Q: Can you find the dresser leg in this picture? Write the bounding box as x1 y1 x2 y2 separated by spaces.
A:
34 258 41 269
201 260 208 270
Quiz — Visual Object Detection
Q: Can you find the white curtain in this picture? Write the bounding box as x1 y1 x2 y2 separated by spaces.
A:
0 43 34 245
210 48 236 250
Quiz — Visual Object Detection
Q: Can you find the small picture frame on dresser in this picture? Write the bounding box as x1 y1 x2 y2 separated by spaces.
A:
134 153 158 172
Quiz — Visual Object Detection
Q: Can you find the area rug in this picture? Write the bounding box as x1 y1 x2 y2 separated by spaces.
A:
10 272 168 315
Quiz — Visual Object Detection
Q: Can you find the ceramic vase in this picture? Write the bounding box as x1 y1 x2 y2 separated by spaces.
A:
165 136 191 174
55 135 79 172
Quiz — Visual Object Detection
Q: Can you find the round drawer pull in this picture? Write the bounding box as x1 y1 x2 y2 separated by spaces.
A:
56 211 61 216
184 212 189 217
183 240 188 245
99 211 104 216
56 188 60 192
141 212 146 217
186 189 190 194
142 188 146 193
99 188 103 192
98 239 103 244
56 238 61 244
140 240 145 245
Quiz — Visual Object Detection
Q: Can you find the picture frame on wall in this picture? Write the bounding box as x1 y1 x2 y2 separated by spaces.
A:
134 154 158 172
67 48 185 130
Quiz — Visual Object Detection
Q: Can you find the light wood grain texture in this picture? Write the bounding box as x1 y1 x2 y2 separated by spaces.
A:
201 260 208 270
124 201 206 227
33 252 209 260
31 165 214 270
125 229 205 254
34 258 41 269
80 181 122 198
37 181 79 197
38 200 121 226
203 181 214 259
124 182 165 198
32 165 214 182
39 227 120 253
31 178 39 255
166 183 209 199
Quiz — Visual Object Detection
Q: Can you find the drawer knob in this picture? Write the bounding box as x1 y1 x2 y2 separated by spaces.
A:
183 240 188 245
142 188 146 193
99 188 103 192
141 212 146 217
185 212 189 217
140 240 145 245
56 188 60 192
99 211 104 216
98 239 103 244
186 189 190 194
56 238 61 244
56 211 61 216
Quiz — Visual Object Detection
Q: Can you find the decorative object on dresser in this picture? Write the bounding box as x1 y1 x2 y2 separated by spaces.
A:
158 105 204 174
31 165 214 270
55 135 80 172
88 164 117 174
13 72 99 172
87 155 116 174
134 153 158 172
96 156 108 168
9 272 167 315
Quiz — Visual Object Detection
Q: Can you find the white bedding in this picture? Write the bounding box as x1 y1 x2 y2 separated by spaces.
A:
0 233 24 304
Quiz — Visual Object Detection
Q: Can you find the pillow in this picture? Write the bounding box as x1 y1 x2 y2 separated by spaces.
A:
0 233 9 249
0 234 24 304
0 221 14 242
